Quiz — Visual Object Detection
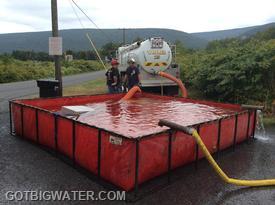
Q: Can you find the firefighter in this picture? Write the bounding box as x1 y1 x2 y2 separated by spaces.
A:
124 58 141 90
105 59 121 93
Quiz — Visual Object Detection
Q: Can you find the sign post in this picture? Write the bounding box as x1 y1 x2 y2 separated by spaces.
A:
50 0 62 96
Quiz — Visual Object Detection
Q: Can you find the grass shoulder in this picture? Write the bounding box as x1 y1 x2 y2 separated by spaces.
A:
63 78 107 96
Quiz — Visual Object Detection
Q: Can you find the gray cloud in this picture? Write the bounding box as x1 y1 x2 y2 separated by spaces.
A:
1 0 100 32
266 16 275 23
1 0 275 34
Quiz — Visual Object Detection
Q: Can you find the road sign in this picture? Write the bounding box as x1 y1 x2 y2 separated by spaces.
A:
49 37 62 55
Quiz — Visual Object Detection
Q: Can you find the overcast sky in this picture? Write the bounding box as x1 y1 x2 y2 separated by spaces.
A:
1 0 275 34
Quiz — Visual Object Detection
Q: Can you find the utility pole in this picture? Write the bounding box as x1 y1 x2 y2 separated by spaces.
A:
123 28 126 45
51 0 62 96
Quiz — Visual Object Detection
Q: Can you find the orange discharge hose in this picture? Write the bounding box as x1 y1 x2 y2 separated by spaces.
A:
121 86 142 100
158 71 188 97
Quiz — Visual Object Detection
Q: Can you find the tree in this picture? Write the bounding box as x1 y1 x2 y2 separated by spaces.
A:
100 42 120 59
181 27 275 106
0 54 13 70
132 37 143 43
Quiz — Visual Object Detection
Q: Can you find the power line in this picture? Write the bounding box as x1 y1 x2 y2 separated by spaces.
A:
68 0 107 70
68 0 85 28
70 0 113 42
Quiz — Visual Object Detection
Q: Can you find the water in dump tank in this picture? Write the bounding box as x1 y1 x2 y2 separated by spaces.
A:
76 97 237 138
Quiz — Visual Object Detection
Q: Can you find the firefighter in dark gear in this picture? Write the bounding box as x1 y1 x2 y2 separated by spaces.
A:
105 59 121 93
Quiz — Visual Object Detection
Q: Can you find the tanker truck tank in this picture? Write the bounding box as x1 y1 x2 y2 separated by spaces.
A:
118 37 180 95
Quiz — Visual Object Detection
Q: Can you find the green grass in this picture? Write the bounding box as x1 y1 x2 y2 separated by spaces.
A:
63 78 107 96
26 78 107 99
0 59 103 83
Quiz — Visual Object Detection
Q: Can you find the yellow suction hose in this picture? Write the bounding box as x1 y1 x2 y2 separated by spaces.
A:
158 119 275 187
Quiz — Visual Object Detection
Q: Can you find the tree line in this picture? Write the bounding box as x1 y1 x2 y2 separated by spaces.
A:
0 42 120 61
0 37 146 62
0 50 96 61
178 27 275 108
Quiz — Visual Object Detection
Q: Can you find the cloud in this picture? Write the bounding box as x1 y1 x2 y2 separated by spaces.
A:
0 21 36 34
0 0 275 34
266 15 275 24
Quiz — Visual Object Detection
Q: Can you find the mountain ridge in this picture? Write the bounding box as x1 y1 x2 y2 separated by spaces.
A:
0 22 274 53
0 28 207 53
192 22 275 41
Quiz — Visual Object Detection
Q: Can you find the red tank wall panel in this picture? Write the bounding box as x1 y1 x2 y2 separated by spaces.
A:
171 131 196 169
100 131 136 191
38 111 55 149
220 118 235 150
138 134 169 184
22 107 37 141
57 117 73 158
75 124 98 175
12 104 22 136
236 113 249 143
198 122 219 159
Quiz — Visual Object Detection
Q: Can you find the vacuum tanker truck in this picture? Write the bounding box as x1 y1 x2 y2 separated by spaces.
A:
117 37 180 95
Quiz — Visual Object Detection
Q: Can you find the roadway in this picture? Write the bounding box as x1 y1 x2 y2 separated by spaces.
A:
0 70 105 113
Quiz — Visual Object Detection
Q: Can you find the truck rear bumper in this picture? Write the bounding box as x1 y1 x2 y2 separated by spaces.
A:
141 85 179 96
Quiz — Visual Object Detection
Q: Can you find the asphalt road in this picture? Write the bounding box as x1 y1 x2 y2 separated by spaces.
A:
0 72 275 204
0 70 105 113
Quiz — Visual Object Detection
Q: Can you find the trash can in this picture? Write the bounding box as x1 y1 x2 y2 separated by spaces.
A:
37 79 60 98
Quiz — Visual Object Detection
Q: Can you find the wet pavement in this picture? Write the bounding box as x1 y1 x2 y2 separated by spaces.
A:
0 98 275 204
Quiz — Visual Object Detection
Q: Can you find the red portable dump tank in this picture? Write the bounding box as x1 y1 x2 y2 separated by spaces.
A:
10 93 257 191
